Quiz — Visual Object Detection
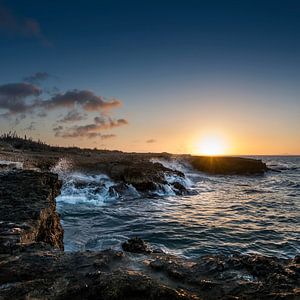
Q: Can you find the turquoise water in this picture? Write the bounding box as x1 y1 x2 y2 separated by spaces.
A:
57 156 300 258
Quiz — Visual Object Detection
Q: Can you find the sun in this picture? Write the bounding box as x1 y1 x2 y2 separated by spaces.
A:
197 135 227 156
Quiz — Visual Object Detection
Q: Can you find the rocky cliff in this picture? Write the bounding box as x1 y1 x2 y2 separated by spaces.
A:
0 170 63 254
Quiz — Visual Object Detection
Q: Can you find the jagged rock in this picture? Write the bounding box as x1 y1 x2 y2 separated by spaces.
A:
171 182 187 195
122 237 152 254
190 156 268 175
0 249 198 300
149 252 300 299
0 170 63 253
0 245 299 299
101 161 187 194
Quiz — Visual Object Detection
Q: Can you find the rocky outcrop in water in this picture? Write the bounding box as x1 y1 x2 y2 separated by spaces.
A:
190 156 268 175
95 160 188 195
122 237 152 254
0 170 63 254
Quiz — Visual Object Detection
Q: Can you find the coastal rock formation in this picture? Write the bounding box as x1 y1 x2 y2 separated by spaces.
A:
148 252 300 299
190 156 268 175
0 243 299 299
122 237 152 254
0 170 299 299
94 160 188 195
0 170 63 254
0 249 196 300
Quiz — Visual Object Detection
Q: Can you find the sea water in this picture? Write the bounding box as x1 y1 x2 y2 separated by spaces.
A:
56 156 300 258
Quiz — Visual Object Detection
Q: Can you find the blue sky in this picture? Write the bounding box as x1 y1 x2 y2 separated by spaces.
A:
0 0 299 154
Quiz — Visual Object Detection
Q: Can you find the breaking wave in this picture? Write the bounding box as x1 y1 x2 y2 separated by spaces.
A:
54 157 196 207
56 173 118 206
0 159 23 171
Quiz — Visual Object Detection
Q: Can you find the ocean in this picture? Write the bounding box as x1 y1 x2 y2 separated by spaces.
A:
56 156 300 258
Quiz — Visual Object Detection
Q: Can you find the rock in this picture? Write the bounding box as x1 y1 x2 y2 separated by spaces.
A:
105 160 187 194
190 156 268 175
0 246 299 299
171 182 187 195
148 253 300 299
0 249 198 300
0 170 63 253
122 237 152 254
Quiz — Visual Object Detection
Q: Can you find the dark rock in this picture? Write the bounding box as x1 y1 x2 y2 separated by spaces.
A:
148 253 300 299
0 170 63 253
0 249 198 300
104 160 187 194
122 237 152 254
190 156 268 175
172 182 187 195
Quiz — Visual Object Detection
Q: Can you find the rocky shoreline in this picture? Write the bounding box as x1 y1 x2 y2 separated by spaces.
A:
0 169 299 299
0 170 63 254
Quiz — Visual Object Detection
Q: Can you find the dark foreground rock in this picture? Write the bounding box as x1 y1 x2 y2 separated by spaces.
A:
0 170 63 253
0 245 299 300
190 156 268 175
122 237 152 254
1 170 299 300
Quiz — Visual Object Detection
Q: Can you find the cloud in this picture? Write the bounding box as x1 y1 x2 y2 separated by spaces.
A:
0 83 41 114
0 77 128 141
0 5 50 46
94 116 128 128
24 121 36 131
101 134 116 140
54 117 128 138
37 111 47 118
0 84 121 116
146 139 156 143
58 110 87 123
53 125 63 132
41 90 122 112
0 82 41 98
23 72 50 84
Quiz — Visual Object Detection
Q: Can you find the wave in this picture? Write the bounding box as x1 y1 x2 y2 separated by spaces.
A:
0 159 24 172
56 170 191 205
50 158 72 175
56 172 118 205
53 157 197 205
150 157 195 184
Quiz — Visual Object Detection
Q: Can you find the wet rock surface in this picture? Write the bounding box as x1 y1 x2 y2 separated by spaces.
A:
190 156 268 175
0 170 63 253
0 241 299 299
94 160 187 195
122 237 152 254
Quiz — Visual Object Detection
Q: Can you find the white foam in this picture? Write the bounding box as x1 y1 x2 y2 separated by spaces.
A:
0 160 23 170
56 172 116 206
50 158 72 175
150 157 190 173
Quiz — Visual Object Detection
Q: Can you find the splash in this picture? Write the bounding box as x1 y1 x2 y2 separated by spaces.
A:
150 157 195 188
50 158 72 175
56 172 117 206
0 159 23 171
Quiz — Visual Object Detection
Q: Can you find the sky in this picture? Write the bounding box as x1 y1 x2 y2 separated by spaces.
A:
0 0 299 155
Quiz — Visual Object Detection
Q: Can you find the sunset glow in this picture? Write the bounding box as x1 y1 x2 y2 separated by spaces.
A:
196 135 228 156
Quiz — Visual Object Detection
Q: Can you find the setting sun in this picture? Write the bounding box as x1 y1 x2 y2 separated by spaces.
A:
197 135 227 155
